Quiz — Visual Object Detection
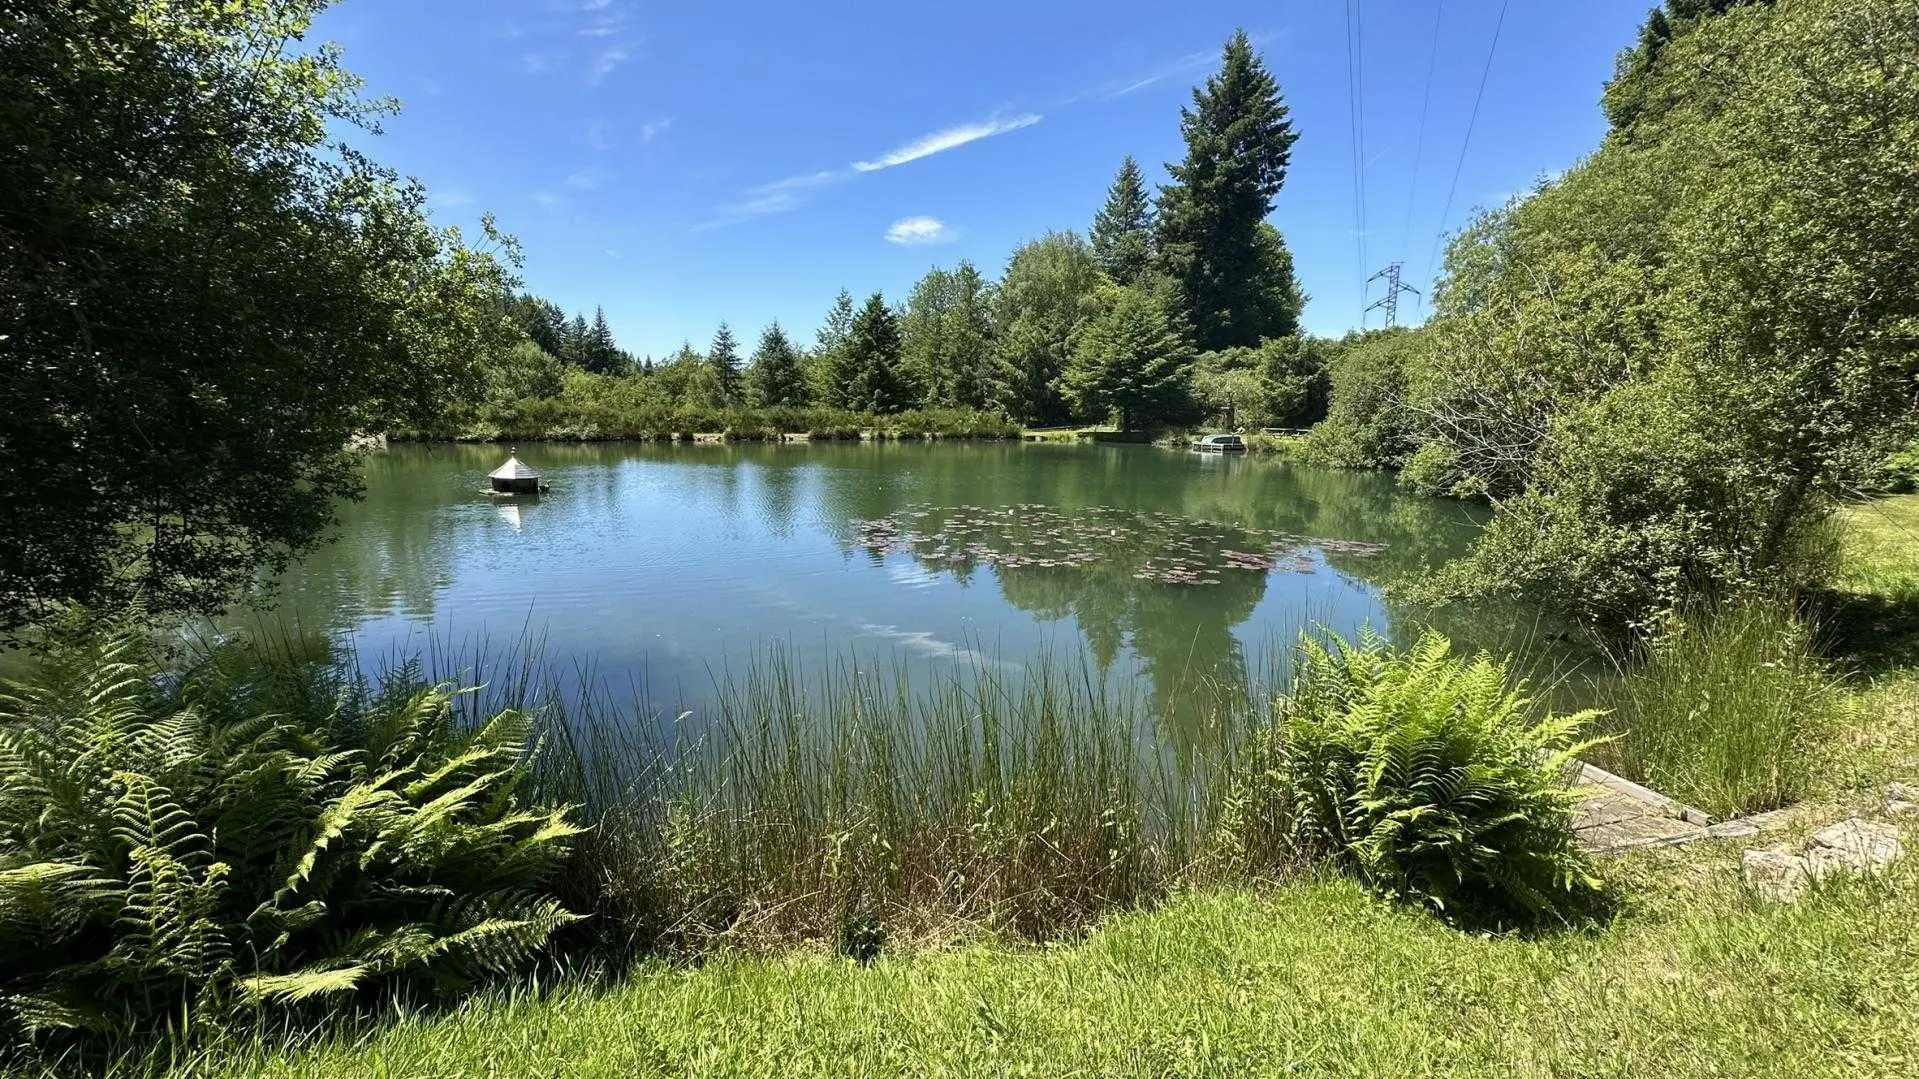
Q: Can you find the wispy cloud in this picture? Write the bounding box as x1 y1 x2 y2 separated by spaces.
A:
698 169 846 229
885 216 957 245
1105 48 1214 99
584 120 613 151
641 118 673 143
563 169 604 191
589 46 630 84
531 190 563 211
852 113 1042 172
518 51 559 75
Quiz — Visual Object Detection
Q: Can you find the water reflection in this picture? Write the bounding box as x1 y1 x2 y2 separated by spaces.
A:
232 442 1536 743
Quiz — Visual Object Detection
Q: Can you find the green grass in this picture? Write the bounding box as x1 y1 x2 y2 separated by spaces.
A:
135 844 1919 1078
1588 601 1842 819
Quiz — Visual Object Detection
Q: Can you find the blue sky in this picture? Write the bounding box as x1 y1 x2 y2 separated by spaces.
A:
317 0 1650 359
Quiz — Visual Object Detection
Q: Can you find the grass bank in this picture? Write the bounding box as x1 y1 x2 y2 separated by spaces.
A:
147 847 1919 1078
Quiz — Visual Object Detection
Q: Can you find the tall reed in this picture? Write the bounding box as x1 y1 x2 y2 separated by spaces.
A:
1588 600 1839 818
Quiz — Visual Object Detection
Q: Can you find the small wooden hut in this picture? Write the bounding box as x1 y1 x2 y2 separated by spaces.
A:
489 451 542 494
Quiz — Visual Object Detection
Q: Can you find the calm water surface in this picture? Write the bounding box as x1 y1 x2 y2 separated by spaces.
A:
243 442 1511 730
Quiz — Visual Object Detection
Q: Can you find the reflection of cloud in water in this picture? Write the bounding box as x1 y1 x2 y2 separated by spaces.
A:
884 561 940 590
853 621 1021 672
494 502 524 531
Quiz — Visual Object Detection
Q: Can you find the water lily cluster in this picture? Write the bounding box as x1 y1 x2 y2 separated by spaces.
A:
850 504 1386 586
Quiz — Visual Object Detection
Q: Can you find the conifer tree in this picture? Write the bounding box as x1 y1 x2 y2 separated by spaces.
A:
843 293 906 413
582 306 622 374
901 268 957 406
1156 30 1302 351
946 261 997 410
560 314 590 368
1090 155 1156 285
748 322 810 407
708 322 742 404
815 289 858 408
1064 287 1197 431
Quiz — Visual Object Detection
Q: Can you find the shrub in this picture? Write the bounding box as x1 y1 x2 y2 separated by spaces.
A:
1280 631 1603 924
0 633 583 1049
1591 600 1839 818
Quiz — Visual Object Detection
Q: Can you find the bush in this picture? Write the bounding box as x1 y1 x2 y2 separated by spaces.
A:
1591 600 1839 818
1280 631 1603 924
0 633 583 1050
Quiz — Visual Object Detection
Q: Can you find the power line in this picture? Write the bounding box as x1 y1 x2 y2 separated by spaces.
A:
1344 0 1369 319
1400 0 1446 316
1423 0 1510 300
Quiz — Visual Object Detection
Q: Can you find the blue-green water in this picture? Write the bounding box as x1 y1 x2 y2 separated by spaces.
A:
242 441 1510 730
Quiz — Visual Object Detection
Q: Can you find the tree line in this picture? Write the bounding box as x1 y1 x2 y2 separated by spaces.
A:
481 30 1325 436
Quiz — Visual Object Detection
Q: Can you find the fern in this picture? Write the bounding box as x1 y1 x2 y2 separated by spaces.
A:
0 629 585 1054
1281 630 1606 925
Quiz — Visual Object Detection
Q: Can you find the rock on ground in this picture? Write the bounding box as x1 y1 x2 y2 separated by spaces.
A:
1742 818 1903 904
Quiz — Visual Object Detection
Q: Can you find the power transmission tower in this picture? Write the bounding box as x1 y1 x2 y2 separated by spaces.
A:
1364 261 1421 327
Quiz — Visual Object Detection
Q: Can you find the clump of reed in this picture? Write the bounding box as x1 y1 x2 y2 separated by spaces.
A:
539 651 1274 954
1587 599 1841 818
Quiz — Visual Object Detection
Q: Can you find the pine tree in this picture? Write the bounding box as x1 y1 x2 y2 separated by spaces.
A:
560 314 590 367
747 323 810 408
708 322 742 405
815 290 858 409
1064 286 1197 431
843 293 906 414
1156 30 1302 352
582 306 622 374
1091 156 1156 285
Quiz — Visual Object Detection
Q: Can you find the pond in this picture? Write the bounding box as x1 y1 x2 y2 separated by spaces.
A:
237 441 1537 739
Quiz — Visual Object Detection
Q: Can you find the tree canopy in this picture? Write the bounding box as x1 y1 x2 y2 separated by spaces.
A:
0 0 517 632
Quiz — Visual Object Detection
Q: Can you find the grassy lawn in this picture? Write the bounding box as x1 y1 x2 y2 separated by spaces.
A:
129 498 1919 1078
165 849 1919 1078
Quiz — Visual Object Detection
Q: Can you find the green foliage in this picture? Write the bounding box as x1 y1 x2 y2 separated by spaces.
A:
0 0 520 633
1155 30 1303 351
746 323 810 409
1280 631 1603 924
840 294 909 414
1090 155 1156 286
1315 0 1919 630
812 290 859 409
707 323 743 406
1306 330 1423 470
1192 335 1332 430
1590 601 1838 817
992 232 1108 425
1064 287 1198 431
900 263 998 410
0 631 583 1049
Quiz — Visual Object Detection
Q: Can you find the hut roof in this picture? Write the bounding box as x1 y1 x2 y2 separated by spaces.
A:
489 455 540 481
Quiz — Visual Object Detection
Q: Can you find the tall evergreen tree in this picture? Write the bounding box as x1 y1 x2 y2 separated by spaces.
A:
843 293 906 413
1064 287 1197 431
708 322 743 405
747 322 809 407
509 294 568 356
1090 155 1156 285
560 314 590 368
581 306 622 374
814 289 858 408
1156 29 1302 351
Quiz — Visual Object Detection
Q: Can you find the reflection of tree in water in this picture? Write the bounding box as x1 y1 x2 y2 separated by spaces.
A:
803 442 1527 752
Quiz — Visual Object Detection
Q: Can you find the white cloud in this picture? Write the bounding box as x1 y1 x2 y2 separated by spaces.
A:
429 188 475 210
885 216 956 245
641 118 672 143
1105 48 1214 99
584 120 612 151
700 169 846 228
531 190 562 210
589 46 630 84
563 169 603 191
852 113 1041 172
518 51 559 75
